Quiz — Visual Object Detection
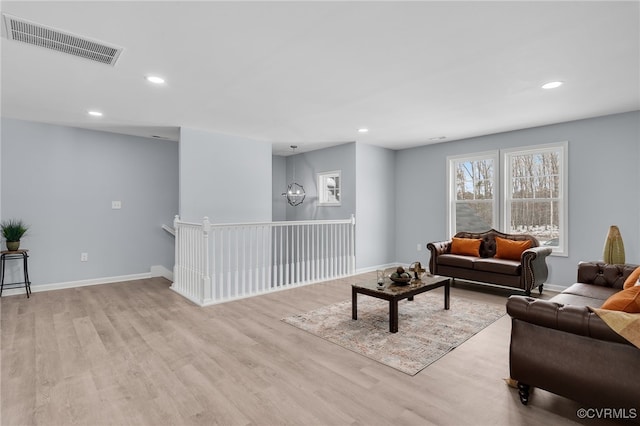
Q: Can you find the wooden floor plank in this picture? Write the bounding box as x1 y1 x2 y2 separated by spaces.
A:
1 275 622 425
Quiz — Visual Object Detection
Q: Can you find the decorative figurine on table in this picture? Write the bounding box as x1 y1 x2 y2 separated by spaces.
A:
409 261 426 281
377 270 385 288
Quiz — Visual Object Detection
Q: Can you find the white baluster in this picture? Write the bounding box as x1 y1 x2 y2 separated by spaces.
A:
302 224 307 283
320 224 323 279
173 215 180 290
285 226 289 286
241 226 246 296
295 224 300 285
273 225 277 289
311 224 315 282
248 226 252 295
202 217 211 304
277 225 282 287
331 223 335 278
350 214 356 274
263 225 269 292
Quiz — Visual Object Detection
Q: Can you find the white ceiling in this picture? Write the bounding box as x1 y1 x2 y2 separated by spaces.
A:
1 1 639 155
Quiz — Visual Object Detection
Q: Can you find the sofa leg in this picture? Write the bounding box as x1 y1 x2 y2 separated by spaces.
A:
517 383 530 405
538 284 544 295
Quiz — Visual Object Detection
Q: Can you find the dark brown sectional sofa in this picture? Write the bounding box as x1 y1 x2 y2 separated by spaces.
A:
507 261 640 410
427 229 552 295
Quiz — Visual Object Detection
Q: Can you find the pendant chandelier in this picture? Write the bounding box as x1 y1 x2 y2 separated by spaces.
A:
283 145 306 206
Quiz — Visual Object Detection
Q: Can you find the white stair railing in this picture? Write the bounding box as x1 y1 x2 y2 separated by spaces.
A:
161 224 175 236
171 215 356 306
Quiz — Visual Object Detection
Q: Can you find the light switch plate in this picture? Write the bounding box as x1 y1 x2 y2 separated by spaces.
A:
112 201 122 209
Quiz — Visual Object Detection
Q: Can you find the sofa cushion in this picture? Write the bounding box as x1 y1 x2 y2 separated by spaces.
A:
623 266 640 289
453 229 539 258
494 236 532 261
473 258 521 275
601 286 640 313
562 283 620 301
450 237 482 257
550 293 607 308
437 254 477 269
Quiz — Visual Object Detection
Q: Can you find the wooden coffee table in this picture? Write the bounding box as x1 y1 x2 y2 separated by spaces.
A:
352 275 450 333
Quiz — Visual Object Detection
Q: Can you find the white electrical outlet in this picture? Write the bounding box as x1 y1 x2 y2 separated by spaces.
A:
81 252 88 262
417 243 422 251
112 201 122 209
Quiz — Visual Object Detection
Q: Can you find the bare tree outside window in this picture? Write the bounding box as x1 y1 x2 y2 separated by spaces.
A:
449 153 497 234
504 143 567 253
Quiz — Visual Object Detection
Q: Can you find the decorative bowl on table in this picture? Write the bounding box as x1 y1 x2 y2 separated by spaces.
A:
390 276 411 285
389 267 412 285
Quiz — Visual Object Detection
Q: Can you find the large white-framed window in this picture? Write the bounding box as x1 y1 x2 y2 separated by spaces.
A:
317 170 341 206
447 151 498 237
502 142 568 256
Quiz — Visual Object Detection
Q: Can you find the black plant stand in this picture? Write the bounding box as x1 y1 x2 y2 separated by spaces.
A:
0 249 31 298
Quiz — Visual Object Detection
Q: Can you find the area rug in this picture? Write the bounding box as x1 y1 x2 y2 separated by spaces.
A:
282 292 505 375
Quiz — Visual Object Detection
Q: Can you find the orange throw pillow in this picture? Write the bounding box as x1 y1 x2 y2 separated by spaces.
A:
495 236 532 261
601 286 640 313
623 266 640 289
450 237 482 257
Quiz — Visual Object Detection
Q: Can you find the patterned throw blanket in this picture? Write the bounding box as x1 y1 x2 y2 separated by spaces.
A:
591 308 640 349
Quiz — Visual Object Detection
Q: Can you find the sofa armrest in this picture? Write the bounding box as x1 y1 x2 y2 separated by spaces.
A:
520 246 552 292
506 295 630 345
426 240 451 275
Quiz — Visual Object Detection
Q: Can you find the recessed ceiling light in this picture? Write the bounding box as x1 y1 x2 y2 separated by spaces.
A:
541 81 563 89
145 75 165 84
428 136 447 141
88 110 103 117
358 128 369 133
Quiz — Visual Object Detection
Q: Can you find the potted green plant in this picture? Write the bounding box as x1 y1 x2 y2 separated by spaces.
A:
1 219 29 251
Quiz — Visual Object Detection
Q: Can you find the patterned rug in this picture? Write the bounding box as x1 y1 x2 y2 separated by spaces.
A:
283 292 505 375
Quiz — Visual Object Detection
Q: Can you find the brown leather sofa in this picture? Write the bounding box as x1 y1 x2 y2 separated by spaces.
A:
507 262 640 410
427 229 552 295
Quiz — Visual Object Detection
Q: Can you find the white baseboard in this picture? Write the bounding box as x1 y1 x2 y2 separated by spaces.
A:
150 265 174 281
1 265 173 297
356 261 427 275
355 262 398 274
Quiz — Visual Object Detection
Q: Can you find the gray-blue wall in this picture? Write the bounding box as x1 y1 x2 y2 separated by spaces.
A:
272 155 287 221
1 118 178 286
179 127 272 223
355 143 396 270
395 111 640 287
284 142 356 221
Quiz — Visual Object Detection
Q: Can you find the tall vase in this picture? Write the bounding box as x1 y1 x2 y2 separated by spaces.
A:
603 225 625 264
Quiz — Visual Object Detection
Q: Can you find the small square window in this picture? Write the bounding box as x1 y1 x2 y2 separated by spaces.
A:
317 170 341 206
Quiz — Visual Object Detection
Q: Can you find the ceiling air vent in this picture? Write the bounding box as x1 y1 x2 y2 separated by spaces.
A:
2 13 123 66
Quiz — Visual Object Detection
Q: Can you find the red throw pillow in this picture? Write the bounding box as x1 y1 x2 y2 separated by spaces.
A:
623 266 640 289
450 237 482 257
601 286 640 313
494 236 532 261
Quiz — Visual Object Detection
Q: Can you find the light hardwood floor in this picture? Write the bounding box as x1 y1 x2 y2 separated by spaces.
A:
1 274 620 425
